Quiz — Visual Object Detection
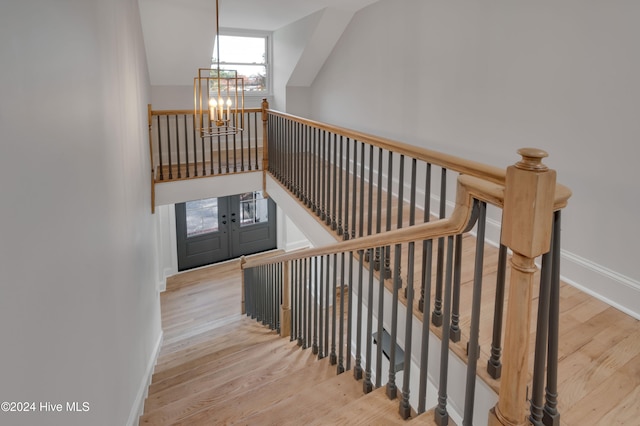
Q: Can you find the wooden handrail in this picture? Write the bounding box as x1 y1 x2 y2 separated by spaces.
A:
243 174 488 269
150 107 263 116
243 173 570 270
266 109 506 186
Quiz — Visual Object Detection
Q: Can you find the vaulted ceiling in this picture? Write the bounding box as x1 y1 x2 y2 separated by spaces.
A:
139 0 379 86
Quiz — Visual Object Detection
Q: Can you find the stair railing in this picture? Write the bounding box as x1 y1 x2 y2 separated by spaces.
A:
243 146 571 425
146 104 264 212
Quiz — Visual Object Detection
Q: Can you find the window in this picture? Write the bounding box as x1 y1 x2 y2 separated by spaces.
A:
185 197 219 237
213 33 269 93
239 191 269 226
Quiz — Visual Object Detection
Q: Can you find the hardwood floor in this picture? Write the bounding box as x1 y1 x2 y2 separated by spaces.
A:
142 168 640 425
141 258 410 425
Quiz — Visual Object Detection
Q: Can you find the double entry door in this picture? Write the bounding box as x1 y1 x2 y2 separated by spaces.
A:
175 191 276 271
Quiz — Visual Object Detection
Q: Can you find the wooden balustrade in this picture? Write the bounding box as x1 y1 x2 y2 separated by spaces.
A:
243 106 571 426
147 98 571 423
146 104 265 212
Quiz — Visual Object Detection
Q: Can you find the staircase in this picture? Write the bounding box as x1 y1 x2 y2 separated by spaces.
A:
145 106 640 425
140 257 437 425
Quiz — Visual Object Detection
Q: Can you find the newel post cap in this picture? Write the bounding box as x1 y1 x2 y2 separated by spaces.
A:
515 148 549 171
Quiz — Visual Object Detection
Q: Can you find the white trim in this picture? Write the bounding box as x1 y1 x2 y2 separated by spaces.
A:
560 251 640 320
128 331 163 426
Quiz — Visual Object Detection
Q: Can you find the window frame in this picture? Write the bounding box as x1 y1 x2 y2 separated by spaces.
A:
214 28 273 99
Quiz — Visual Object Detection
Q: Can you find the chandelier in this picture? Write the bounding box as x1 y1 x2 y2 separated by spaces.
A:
194 0 244 137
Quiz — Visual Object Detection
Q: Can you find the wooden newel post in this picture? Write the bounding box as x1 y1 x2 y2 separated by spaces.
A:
261 98 270 195
280 261 291 338
489 148 557 426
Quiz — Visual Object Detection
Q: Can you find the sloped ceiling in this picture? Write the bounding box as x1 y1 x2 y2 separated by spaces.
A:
139 0 379 86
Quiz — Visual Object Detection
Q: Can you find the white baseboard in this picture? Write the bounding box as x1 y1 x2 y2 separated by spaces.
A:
560 251 640 320
286 240 310 252
128 331 163 426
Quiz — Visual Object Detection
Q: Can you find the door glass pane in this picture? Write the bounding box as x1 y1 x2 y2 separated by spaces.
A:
239 191 268 227
186 198 219 237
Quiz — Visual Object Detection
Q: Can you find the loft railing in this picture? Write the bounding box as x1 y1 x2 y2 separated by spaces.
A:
146 104 265 212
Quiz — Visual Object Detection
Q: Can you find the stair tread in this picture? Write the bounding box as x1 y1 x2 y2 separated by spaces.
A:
144 350 338 425
311 386 410 425
236 369 364 425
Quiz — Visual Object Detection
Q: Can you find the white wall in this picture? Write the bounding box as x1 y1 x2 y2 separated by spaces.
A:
0 1 162 425
308 0 640 318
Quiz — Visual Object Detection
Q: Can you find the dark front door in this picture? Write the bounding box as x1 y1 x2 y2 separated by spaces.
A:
176 191 276 271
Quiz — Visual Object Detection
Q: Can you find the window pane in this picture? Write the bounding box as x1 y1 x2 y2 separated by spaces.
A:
214 36 265 64
218 65 266 91
186 198 218 237
239 191 268 227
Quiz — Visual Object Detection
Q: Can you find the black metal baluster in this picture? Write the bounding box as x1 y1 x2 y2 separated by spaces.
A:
200 123 206 176
374 148 383 271
290 259 296 342
297 258 303 346
488 242 508 379
156 116 164 181
346 251 353 371
253 112 259 170
175 115 182 178
313 256 319 355
191 114 197 177
277 263 282 333
167 115 173 179
463 202 487 425
544 210 562 426
434 235 455 426
351 139 358 240
400 241 416 420
358 142 365 238
303 257 308 349
324 254 330 359
232 125 237 173
363 247 375 394
318 255 325 359
403 158 417 298
338 252 345 374
308 125 312 208
354 250 364 380
419 163 432 312
343 138 350 240
366 145 374 238
330 253 338 365
183 115 189 178
530 244 553 426
418 235 434 414
375 245 385 388
337 136 344 235
239 112 245 172
312 127 318 214
330 134 337 228
210 134 216 175
450 233 463 343
386 241 401 400
384 151 394 279
321 131 327 221
432 168 447 326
